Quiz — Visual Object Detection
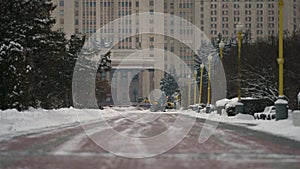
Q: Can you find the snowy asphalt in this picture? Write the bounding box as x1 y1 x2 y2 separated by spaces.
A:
0 112 300 169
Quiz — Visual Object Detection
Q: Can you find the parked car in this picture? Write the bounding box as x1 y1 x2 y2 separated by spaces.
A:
254 106 276 120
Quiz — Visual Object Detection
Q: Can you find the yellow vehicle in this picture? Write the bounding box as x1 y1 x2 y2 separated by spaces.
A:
166 102 174 109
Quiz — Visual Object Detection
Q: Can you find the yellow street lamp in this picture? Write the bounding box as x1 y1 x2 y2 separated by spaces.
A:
278 0 284 97
275 0 288 120
206 54 213 113
199 63 204 104
194 69 197 105
207 54 213 105
187 75 191 106
219 40 225 59
236 22 244 113
236 22 244 102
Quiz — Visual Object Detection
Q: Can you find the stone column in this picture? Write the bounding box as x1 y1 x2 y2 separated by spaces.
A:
127 71 132 104
142 70 150 98
116 71 122 105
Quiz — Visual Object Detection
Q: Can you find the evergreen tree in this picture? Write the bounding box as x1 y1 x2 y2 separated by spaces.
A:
63 34 86 106
160 68 179 98
0 0 67 110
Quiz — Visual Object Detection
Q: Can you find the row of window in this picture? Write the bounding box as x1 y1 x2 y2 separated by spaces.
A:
210 16 275 22
210 29 273 36
118 10 132 16
210 22 276 29
82 10 97 16
179 3 193 8
211 0 275 2
210 3 275 9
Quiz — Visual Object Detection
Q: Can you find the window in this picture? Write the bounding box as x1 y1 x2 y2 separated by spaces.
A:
257 17 263 22
257 30 263 35
59 10 64 16
222 11 228 15
170 3 174 8
59 0 64 6
149 36 154 42
211 17 217 22
211 10 217 15
149 45 154 50
170 47 174 53
234 11 240 15
257 10 263 15
222 17 228 21
149 0 154 6
234 17 240 22
234 4 239 8
257 4 263 8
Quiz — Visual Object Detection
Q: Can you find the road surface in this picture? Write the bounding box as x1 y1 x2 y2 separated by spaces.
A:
1 112 300 169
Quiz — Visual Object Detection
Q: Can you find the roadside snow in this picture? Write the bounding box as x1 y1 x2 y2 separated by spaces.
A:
0 107 121 140
1 106 299 143
183 110 300 142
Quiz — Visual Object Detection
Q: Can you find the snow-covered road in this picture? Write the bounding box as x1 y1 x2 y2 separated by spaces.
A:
1 109 300 169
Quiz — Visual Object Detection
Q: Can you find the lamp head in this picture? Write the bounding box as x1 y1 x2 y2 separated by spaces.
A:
236 22 244 33
194 69 197 74
219 40 225 49
200 63 204 69
208 53 213 62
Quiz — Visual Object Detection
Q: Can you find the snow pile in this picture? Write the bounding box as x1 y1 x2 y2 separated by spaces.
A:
185 110 300 141
216 98 231 107
0 107 121 139
249 114 300 141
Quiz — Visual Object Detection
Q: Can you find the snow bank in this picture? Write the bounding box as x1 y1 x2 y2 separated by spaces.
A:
0 107 121 140
184 110 300 142
216 98 230 107
249 114 300 141
1 106 299 143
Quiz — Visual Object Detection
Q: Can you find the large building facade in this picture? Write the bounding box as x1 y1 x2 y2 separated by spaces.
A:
199 0 299 42
52 0 300 41
51 0 299 104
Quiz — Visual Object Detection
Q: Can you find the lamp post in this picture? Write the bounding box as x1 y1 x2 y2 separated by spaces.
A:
194 69 197 105
235 22 244 114
206 54 213 113
219 40 225 59
275 0 288 120
187 75 191 106
199 63 204 104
